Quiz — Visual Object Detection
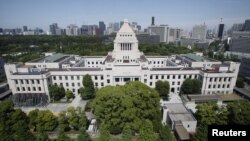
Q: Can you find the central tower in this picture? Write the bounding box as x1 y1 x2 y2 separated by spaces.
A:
112 19 141 63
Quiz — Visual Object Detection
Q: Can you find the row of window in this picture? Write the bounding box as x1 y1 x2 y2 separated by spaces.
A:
207 90 230 95
120 43 132 51
17 86 42 91
87 61 103 65
208 84 230 89
53 75 104 81
15 79 40 85
149 61 165 64
150 74 198 80
209 77 232 82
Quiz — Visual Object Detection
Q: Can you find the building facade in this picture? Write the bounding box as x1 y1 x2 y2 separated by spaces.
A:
192 24 207 42
5 19 240 101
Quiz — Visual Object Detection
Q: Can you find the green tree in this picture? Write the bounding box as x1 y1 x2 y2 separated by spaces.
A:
98 124 110 141
36 125 50 141
192 124 207 141
155 80 170 100
57 128 70 141
58 111 70 131
77 127 91 141
236 77 245 88
158 124 173 141
181 78 201 94
0 100 34 141
36 110 58 131
66 107 87 130
122 126 132 141
49 84 66 101
28 109 39 130
81 74 95 100
137 120 157 141
227 100 250 125
92 81 160 133
65 90 75 101
195 103 218 125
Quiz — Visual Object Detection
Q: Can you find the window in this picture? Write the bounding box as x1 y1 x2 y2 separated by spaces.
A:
17 87 20 91
173 75 175 79
33 87 36 91
66 83 69 87
37 80 40 84
72 89 75 92
101 82 104 86
53 76 56 80
150 75 153 79
172 82 175 85
210 78 212 82
214 78 217 82
72 83 74 87
15 80 18 84
227 84 230 88
107 79 110 83
150 82 152 86
218 85 220 88
38 87 41 91
228 78 231 82
224 77 227 82
78 83 80 86
92 62 94 64
184 75 186 79
115 78 119 82
26 80 29 84
71 76 74 80
189 75 191 79
95 83 98 86
28 87 30 91
65 76 68 80
178 75 181 79
178 82 180 85
77 76 80 80
161 75 164 79
31 80 34 84
222 84 225 88
21 80 24 84
208 85 211 89
60 83 63 86
95 76 98 80
167 75 170 79
155 75 158 79
101 76 104 80
213 85 216 88
144 79 147 83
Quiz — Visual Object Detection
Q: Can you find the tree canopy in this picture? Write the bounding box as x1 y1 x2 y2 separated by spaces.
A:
92 81 160 134
49 84 66 101
181 78 201 94
0 100 34 141
236 77 245 88
227 100 250 125
155 80 170 100
81 74 95 100
137 120 157 141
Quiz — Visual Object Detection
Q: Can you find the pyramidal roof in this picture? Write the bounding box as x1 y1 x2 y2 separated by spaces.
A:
118 19 134 33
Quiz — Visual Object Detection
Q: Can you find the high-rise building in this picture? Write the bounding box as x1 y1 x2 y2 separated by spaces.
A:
23 26 28 32
99 21 106 35
218 23 224 40
120 21 124 28
49 23 58 35
242 19 250 31
192 24 207 41
231 23 244 31
151 16 155 26
66 24 79 36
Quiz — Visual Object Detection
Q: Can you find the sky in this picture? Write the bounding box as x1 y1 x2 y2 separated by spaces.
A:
0 0 250 31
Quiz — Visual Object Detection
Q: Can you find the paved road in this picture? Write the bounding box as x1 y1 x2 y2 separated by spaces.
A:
20 95 88 114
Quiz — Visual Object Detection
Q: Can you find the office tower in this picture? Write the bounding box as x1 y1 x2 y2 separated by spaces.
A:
192 24 207 41
49 23 58 35
152 16 155 25
23 26 28 32
99 21 106 35
242 19 250 31
231 23 244 31
218 23 224 40
114 22 120 32
120 21 124 28
66 24 79 36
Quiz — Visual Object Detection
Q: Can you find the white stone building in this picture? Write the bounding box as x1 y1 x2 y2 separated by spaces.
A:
5 19 240 101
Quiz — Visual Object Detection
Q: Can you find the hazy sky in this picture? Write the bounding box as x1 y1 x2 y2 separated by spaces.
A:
0 0 250 31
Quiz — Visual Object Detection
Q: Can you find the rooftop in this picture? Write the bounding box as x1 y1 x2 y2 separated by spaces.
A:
182 53 216 62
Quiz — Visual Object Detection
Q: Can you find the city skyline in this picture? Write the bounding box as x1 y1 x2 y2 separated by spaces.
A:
0 0 250 31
